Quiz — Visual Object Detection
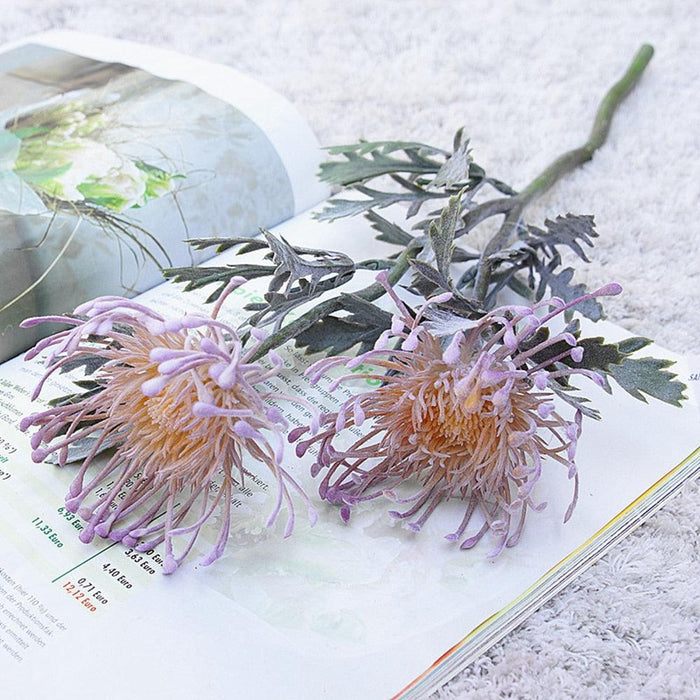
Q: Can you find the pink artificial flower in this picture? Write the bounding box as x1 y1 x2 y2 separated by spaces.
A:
291 273 621 557
21 286 315 573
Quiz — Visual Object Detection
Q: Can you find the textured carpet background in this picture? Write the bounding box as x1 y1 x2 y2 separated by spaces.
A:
1 1 698 697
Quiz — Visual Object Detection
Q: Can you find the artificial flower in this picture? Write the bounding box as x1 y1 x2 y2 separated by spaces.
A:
21 285 315 572
291 272 621 557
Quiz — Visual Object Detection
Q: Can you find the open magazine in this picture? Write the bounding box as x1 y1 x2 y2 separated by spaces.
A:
0 31 697 700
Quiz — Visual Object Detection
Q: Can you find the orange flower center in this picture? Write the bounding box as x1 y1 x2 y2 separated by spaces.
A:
370 358 544 486
100 329 239 487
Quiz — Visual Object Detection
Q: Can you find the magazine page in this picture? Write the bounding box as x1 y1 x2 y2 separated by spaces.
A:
0 31 327 362
0 208 697 699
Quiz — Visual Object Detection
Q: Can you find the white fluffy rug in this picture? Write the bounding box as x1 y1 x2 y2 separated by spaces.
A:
1 1 698 697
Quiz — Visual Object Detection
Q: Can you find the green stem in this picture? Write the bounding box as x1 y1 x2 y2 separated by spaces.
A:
473 44 654 303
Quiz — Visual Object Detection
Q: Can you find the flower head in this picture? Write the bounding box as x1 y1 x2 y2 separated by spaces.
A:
291 273 621 557
21 288 314 573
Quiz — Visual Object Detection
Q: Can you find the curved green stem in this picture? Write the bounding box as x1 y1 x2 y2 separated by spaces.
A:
473 44 654 303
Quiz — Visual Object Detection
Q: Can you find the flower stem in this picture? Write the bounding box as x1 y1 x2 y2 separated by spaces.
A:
473 44 654 303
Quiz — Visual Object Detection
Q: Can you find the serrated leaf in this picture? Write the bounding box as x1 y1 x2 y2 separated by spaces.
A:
609 357 687 406
294 294 392 356
262 231 354 294
548 383 601 420
617 336 652 354
365 210 414 246
526 333 650 377
428 190 464 282
236 233 357 331
324 140 448 157
186 237 267 254
483 268 530 308
294 316 381 355
314 198 380 221
163 265 275 300
545 214 597 261
488 214 599 312
524 330 687 408
314 187 436 222
408 260 482 317
337 293 396 330
58 354 110 376
410 259 451 292
526 333 621 375
523 214 598 264
536 265 603 321
318 150 442 187
576 336 626 369
431 139 472 188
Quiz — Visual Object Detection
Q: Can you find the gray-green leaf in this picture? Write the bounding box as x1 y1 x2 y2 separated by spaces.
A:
609 357 687 406
431 138 471 188
428 190 463 282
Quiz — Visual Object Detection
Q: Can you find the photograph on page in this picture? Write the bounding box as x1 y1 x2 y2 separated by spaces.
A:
0 41 295 362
